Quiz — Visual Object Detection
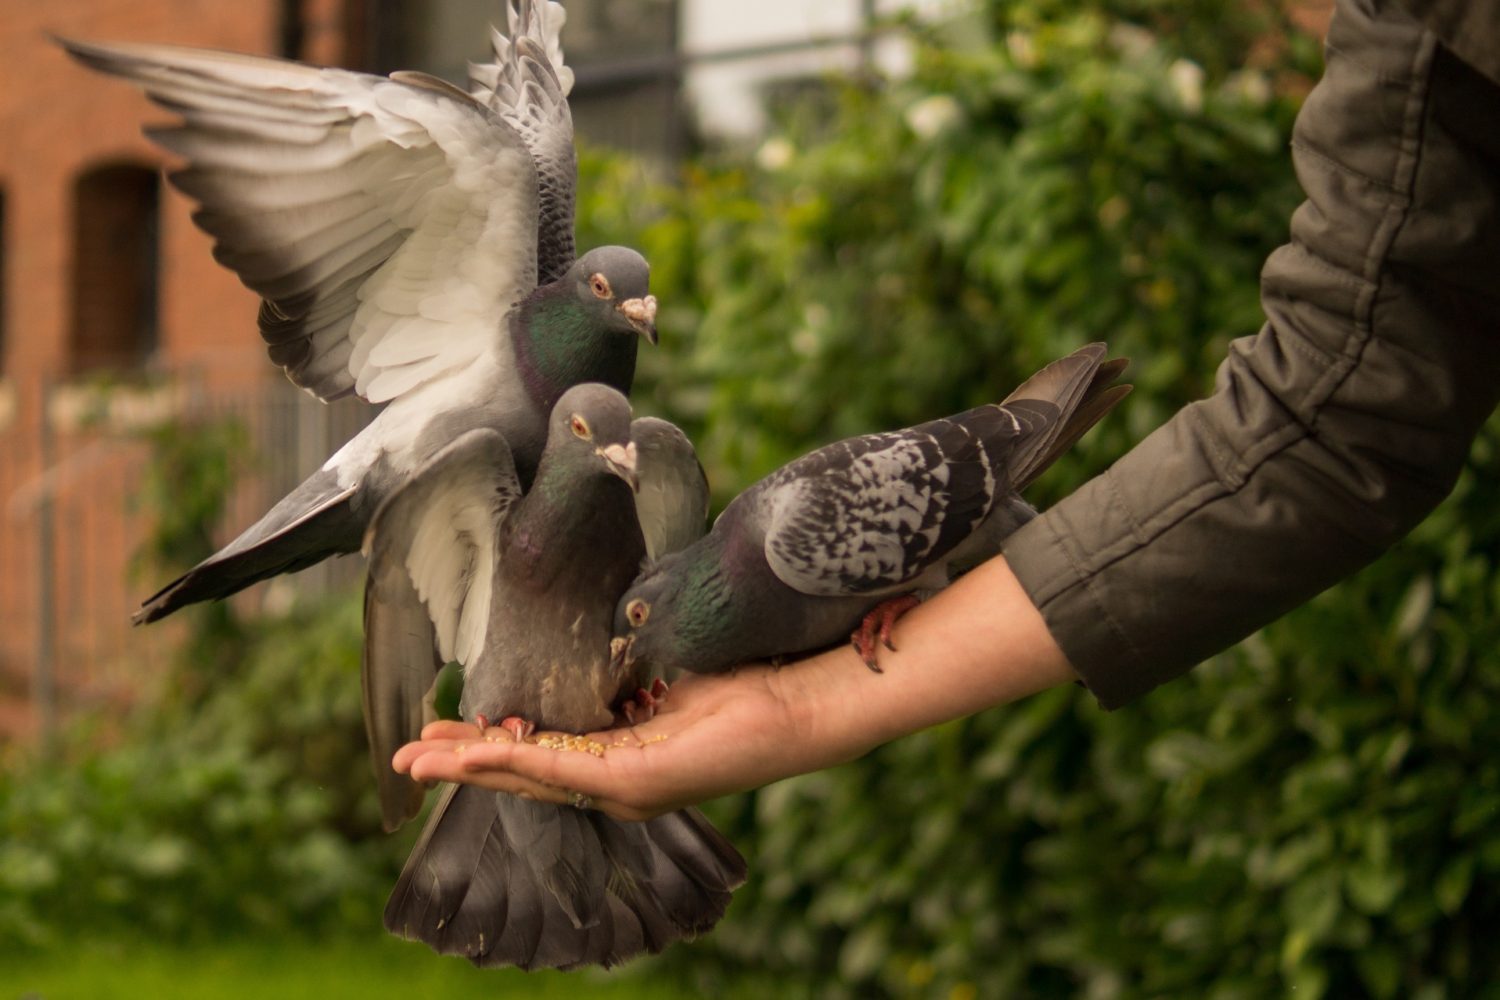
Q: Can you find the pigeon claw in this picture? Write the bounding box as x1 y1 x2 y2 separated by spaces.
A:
849 595 923 672
620 678 670 726
499 716 536 742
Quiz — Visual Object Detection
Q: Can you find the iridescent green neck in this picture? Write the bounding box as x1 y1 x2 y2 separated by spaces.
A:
514 293 638 412
669 538 741 650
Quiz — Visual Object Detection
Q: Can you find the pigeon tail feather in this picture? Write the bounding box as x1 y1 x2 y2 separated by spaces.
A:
384 784 746 970
1006 345 1131 491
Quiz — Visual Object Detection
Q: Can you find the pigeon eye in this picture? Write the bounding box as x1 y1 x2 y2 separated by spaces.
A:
570 415 592 439
626 599 650 627
589 273 612 299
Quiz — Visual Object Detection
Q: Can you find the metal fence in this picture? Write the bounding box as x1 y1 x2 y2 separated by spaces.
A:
0 377 374 745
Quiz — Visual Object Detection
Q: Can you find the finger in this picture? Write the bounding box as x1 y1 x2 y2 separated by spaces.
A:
452 738 611 792
406 744 655 821
419 719 483 740
406 747 568 802
392 737 474 772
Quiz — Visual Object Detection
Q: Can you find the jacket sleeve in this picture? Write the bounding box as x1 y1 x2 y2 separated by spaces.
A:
1001 0 1500 709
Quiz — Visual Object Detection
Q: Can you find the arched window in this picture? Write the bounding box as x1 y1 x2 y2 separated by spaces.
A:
70 163 160 373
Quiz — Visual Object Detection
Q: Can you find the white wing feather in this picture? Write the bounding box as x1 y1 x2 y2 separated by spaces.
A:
367 430 522 666
62 38 541 406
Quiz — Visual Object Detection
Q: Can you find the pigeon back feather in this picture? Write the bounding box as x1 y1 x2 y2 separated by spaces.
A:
633 416 710 561
759 402 1050 598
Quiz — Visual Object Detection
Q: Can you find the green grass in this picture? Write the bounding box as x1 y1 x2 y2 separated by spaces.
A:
0 935 708 1000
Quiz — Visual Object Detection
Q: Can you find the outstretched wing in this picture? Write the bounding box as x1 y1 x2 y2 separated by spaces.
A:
470 0 577 284
362 429 521 830
61 37 542 404
761 403 1057 597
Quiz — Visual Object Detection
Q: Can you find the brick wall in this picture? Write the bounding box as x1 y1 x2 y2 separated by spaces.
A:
0 0 363 741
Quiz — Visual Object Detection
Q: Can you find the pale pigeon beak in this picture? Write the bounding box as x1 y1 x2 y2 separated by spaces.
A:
609 635 636 676
618 295 658 345
598 440 639 492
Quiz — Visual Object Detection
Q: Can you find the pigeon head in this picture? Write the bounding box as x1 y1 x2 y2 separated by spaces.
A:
567 246 658 345
545 383 639 490
611 541 734 675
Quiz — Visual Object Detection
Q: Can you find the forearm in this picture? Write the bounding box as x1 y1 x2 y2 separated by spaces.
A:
777 556 1077 765
1005 0 1500 707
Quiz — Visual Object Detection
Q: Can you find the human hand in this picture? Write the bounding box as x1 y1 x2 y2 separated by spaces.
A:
392 658 852 821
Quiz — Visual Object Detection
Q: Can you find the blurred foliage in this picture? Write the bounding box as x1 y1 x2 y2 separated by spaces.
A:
0 588 407 947
129 414 252 675
575 1 1500 997
6 1 1497 997
575 0 1313 513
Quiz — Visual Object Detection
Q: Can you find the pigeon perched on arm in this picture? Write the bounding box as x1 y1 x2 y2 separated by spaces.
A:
363 384 744 969
612 343 1130 675
57 1 661 625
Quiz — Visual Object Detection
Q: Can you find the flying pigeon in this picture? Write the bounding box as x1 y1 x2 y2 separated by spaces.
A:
363 384 744 969
611 343 1130 675
58 1 660 625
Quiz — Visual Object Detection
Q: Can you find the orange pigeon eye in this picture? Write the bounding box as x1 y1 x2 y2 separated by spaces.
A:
589 273 612 299
626 599 650 627
570 414 592 439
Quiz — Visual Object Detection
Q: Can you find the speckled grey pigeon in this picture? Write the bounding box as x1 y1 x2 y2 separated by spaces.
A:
612 344 1130 675
59 1 660 625
363 384 744 970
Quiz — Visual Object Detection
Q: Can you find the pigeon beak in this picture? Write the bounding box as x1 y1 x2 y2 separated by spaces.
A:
598 440 639 492
618 295 658 345
609 635 636 676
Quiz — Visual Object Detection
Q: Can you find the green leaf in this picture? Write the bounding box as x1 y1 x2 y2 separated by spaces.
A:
1433 855 1474 916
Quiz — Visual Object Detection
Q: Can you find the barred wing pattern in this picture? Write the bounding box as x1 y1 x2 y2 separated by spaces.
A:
762 401 1059 597
470 0 578 284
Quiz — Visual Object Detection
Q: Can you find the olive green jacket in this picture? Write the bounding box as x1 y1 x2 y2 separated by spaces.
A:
1003 0 1500 707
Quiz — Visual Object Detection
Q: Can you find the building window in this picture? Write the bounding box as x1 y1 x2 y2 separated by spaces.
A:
70 163 160 374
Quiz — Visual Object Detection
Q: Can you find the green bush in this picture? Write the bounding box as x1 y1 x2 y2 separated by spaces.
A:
0 590 407 947
577 3 1499 997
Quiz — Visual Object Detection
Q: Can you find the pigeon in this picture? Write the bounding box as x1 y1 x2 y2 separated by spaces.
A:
611 343 1130 676
363 412 710 797
58 1 660 625
363 384 745 969
631 416 711 561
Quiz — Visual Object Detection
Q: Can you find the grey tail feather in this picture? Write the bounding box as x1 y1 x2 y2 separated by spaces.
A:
384 785 746 970
133 471 363 625
1008 346 1131 492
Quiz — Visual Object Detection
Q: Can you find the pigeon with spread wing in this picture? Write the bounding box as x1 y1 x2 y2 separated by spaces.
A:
59 1 660 625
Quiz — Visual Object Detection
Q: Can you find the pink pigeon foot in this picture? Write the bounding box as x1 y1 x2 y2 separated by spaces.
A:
498 716 537 742
621 677 670 725
849 594 923 672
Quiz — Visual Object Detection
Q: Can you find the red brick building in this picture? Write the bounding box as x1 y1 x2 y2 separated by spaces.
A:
0 0 373 738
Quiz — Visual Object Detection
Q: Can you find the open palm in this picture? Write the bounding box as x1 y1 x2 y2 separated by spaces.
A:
393 657 851 821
